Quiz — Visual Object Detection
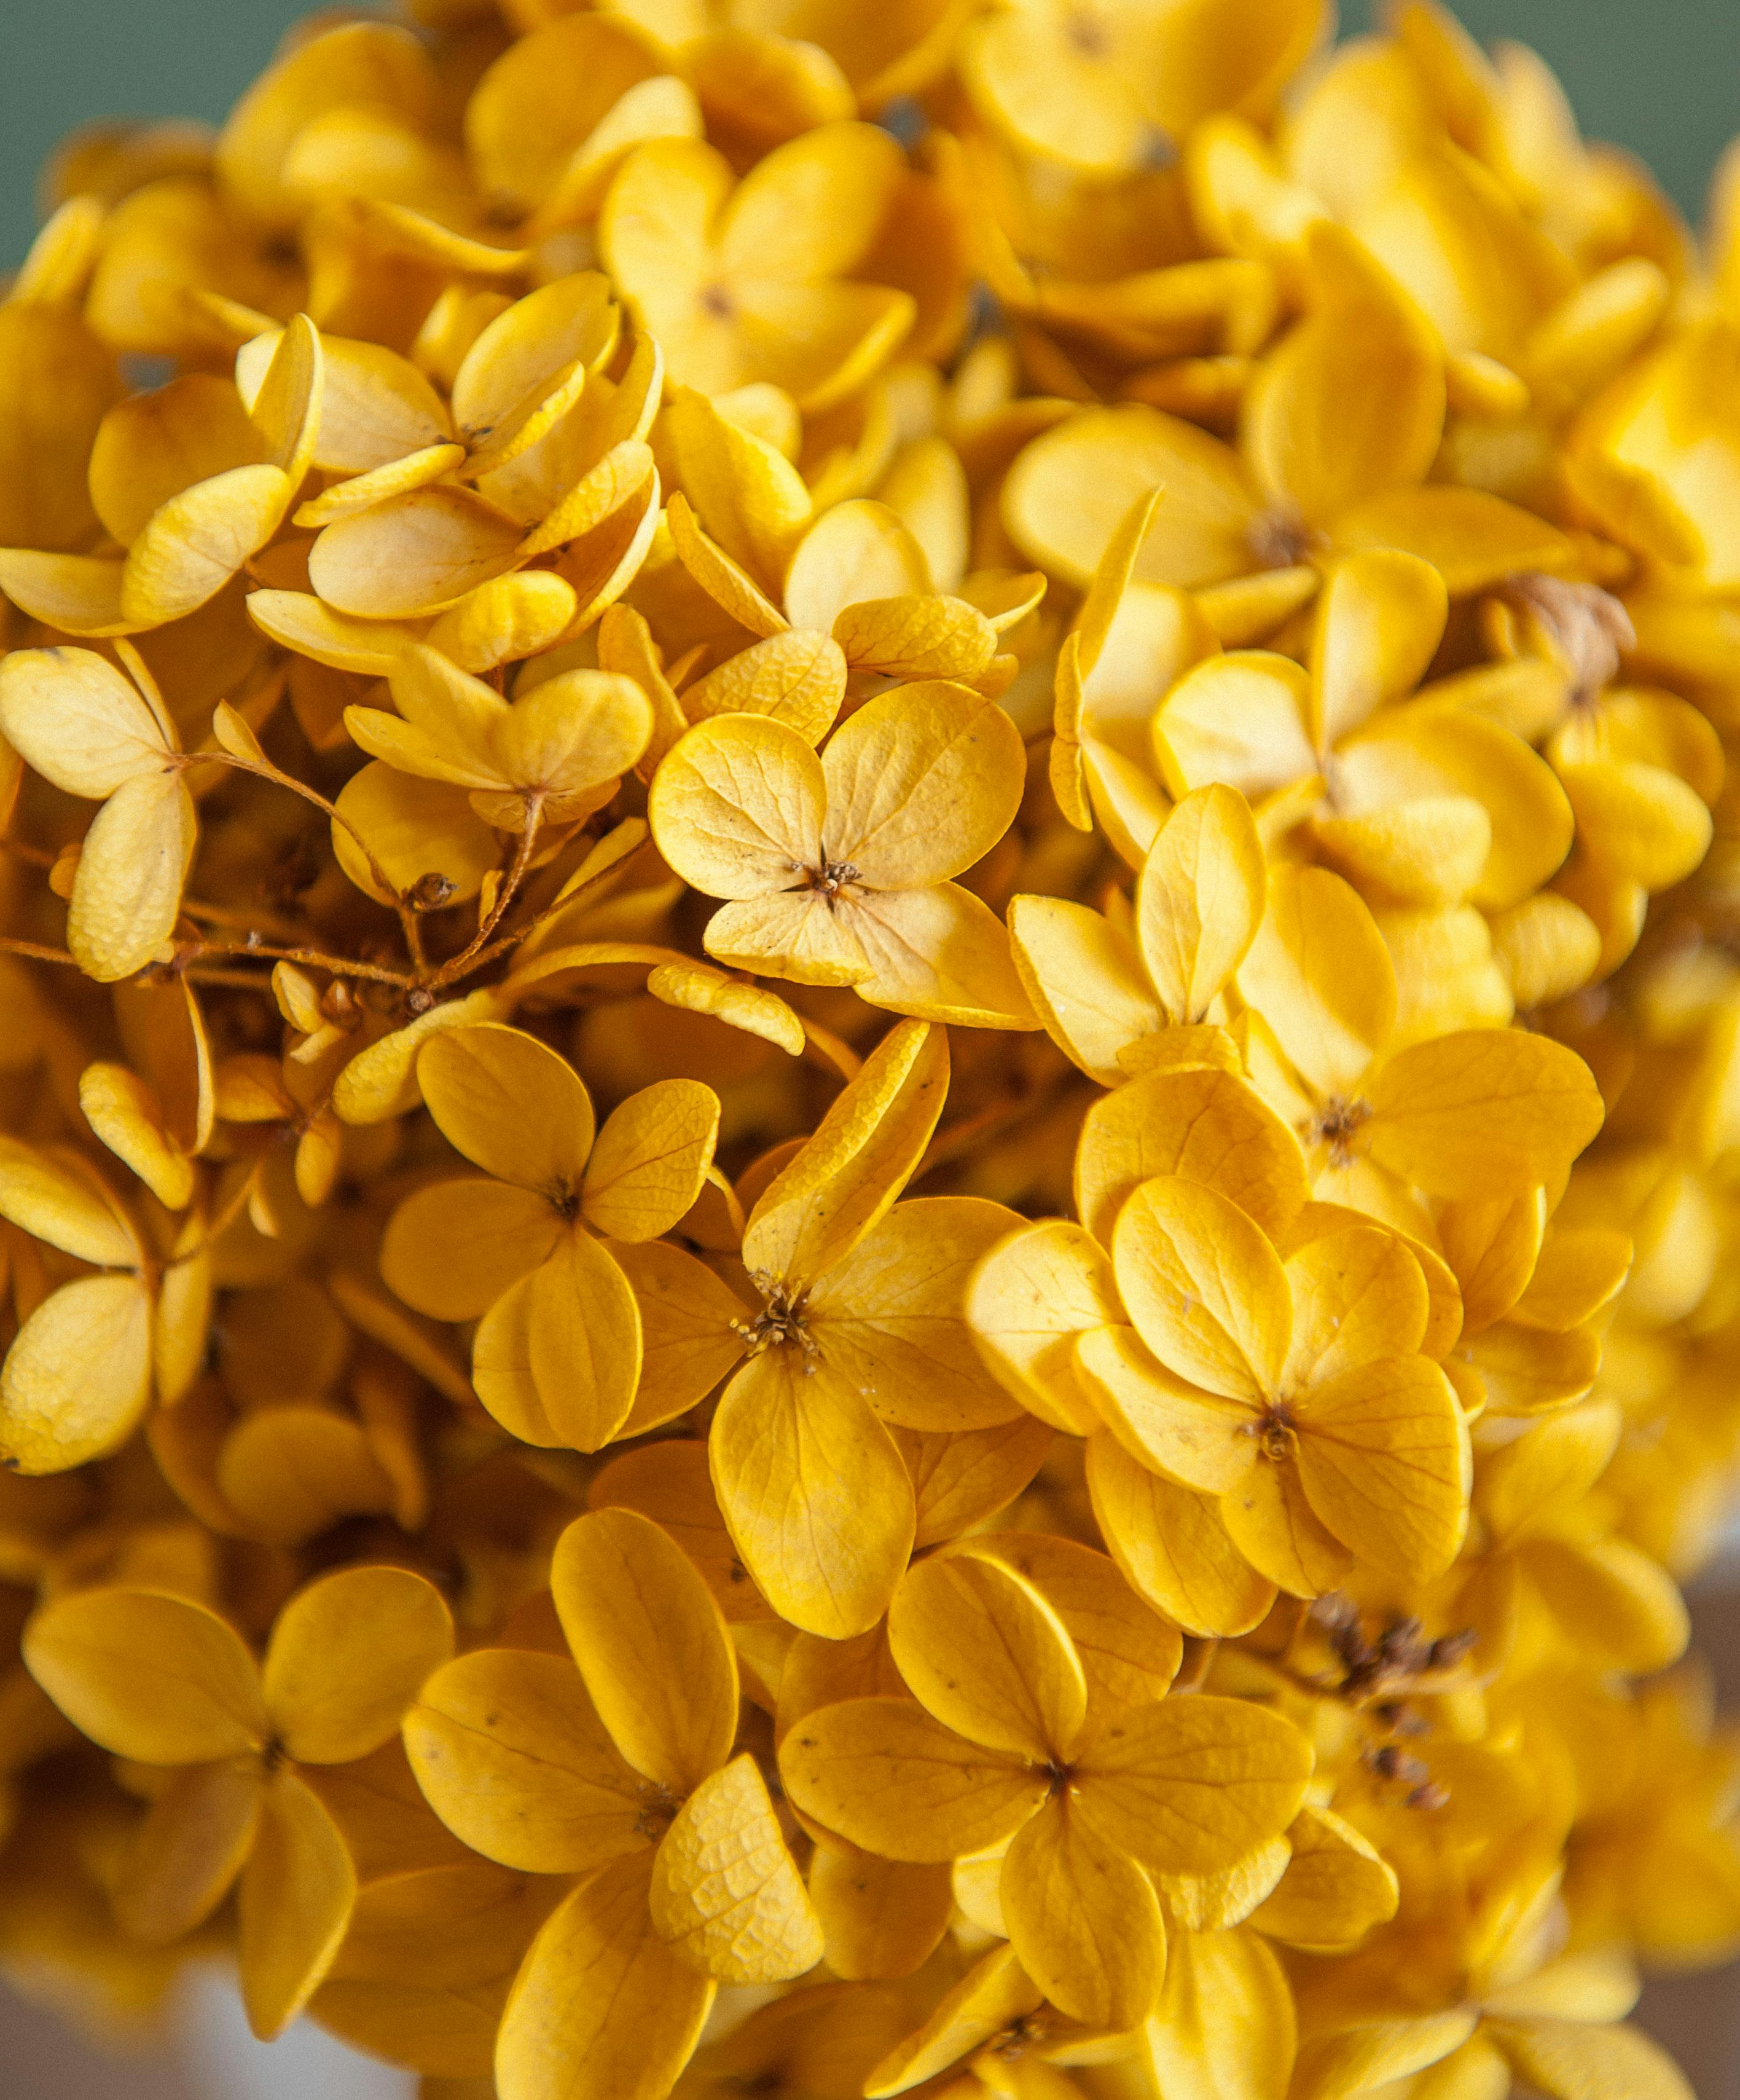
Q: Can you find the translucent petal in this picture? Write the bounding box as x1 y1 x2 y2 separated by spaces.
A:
23 1584 265 1763
552 1505 739 1795
263 1565 453 1764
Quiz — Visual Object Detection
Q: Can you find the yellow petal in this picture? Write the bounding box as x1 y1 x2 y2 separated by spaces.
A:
1236 865 1397 1101
425 571 579 675
1001 1798 1166 2029
710 1349 915 1640
263 1565 453 1765
703 887 870 986
1245 229 1443 530
235 1774 358 2047
404 1647 645 1873
1293 1356 1471 1578
1522 1535 1689 1675
890 1552 1086 1761
1114 1175 1291 1402
0 645 168 795
417 1023 595 1194
1138 784 1267 1024
1075 1066 1309 1248
590 1438 772 1623
1247 1804 1398 1948
964 1216 1122 1433
649 1751 823 1982
581 1079 719 1241
1004 405 1259 593
609 1238 751 1437
471 1230 642 1451
821 680 1025 887
1 1273 154 1473
24 1584 265 1764
68 769 198 983
841 882 1037 1029
833 595 998 682
495 1850 715 2100
0 1135 140 1267
1144 1925 1297 2100
1074 1694 1313 1874
1154 653 1316 800
1365 1030 1604 1197
248 588 426 675
649 713 826 897
957 1532 1184 1729
863 1943 1042 2097
1220 1453 1353 1597
1484 2018 1693 2100
1331 485 1569 594
646 961 806 1058
112 1755 263 1945
1282 1224 1430 1386
248 314 323 486
785 497 928 632
120 463 291 626
742 1015 944 1289
1290 2013 1479 2100
1008 892 1163 1084
1311 550 1448 747
683 629 847 745
1078 1324 1256 1495
1088 1433 1277 1637
552 1504 739 1794
311 1859 558 2080
803 1195 1027 1433
808 1849 953 1983
778 1696 1044 1862
309 485 525 618
215 1407 396 1547
332 763 500 909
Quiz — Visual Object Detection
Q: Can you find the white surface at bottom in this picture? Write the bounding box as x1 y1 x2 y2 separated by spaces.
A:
0 1965 412 2100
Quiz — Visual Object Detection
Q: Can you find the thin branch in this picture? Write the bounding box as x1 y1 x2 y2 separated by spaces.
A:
183 965 286 993
180 897 307 943
0 833 56 870
428 796 544 989
0 936 81 968
191 939 413 989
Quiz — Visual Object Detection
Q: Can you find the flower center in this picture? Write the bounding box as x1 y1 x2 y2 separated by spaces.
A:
701 283 736 321
1248 506 1314 570
1312 1095 1372 1166
1257 1401 1296 1462
633 1781 681 1841
1503 571 1634 712
1064 10 1108 56
798 858 861 903
735 1275 819 1366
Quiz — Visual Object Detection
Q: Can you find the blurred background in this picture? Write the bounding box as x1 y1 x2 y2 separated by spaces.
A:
1 0 1738 264
2 0 1739 2093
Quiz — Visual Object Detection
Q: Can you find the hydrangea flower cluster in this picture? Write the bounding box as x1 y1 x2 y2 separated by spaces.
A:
0 4 1737 2098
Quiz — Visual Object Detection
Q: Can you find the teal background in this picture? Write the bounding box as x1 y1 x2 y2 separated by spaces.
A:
1 1 1736 266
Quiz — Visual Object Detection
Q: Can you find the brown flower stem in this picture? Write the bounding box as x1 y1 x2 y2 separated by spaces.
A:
427 796 544 989
0 936 82 967
190 939 414 988
0 833 56 869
